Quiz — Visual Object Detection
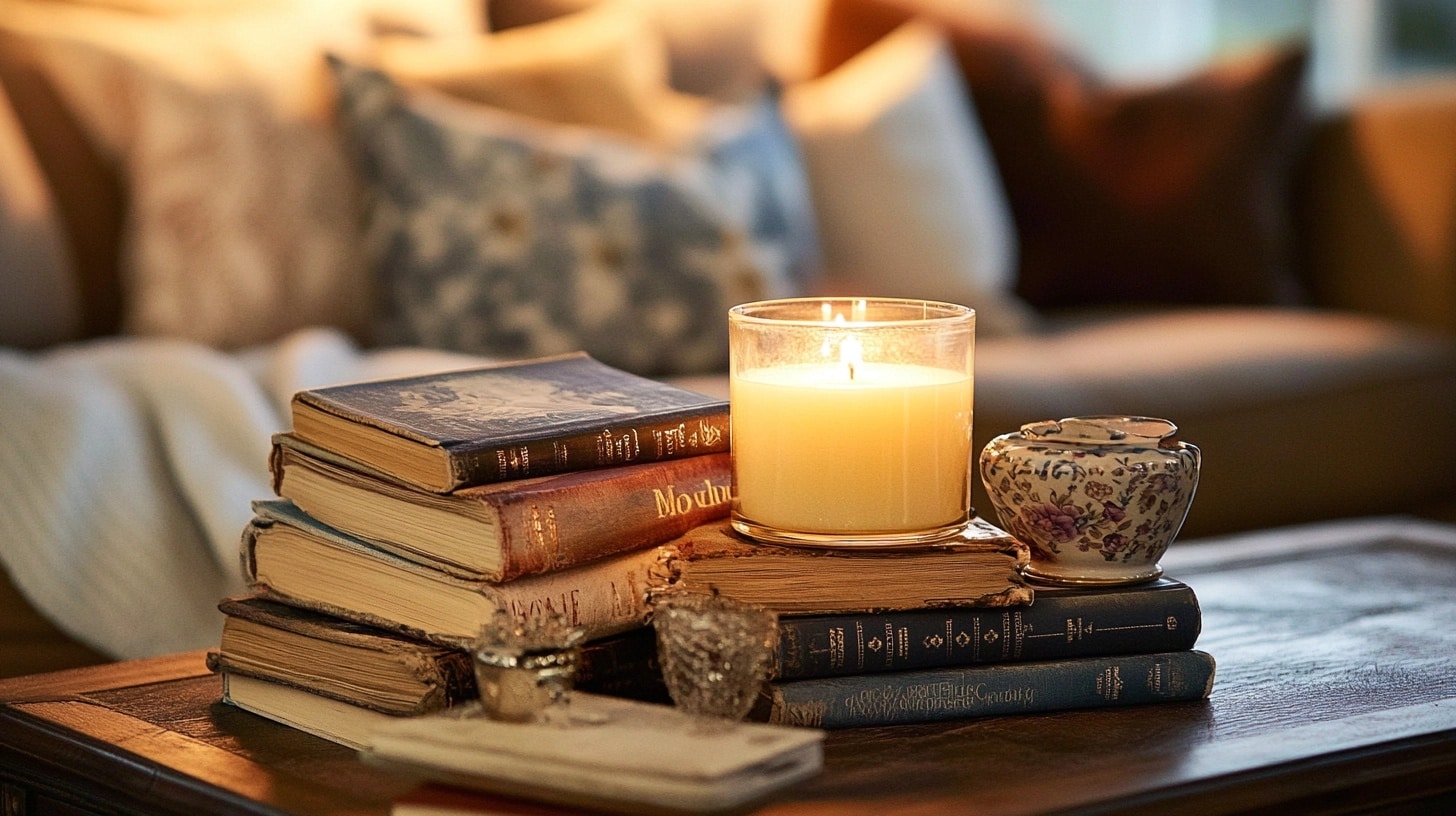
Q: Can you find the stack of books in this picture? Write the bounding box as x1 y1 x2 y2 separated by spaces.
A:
210 352 735 747
651 521 1213 728
210 350 1215 745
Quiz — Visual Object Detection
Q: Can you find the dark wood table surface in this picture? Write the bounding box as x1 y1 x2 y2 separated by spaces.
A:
4 517 1456 815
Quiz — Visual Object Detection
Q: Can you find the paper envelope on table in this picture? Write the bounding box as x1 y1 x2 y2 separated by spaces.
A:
361 693 825 814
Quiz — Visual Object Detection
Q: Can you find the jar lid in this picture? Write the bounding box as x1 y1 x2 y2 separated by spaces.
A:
1020 415 1178 445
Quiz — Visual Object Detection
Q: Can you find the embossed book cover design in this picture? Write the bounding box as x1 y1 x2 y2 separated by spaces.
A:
291 352 729 491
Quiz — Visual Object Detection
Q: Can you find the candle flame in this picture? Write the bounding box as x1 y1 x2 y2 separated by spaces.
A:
819 305 865 381
841 334 863 381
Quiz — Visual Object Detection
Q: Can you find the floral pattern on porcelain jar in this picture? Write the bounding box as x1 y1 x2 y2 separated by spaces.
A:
979 416 1200 586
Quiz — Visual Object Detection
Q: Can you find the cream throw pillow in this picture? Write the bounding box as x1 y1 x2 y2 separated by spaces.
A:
2 0 482 349
782 19 1034 336
374 2 708 145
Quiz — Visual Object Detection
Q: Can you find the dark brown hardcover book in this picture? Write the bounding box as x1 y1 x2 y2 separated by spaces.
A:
772 577 1201 679
270 433 732 581
241 500 672 647
289 352 729 492
657 520 1032 615
208 596 475 716
209 597 669 716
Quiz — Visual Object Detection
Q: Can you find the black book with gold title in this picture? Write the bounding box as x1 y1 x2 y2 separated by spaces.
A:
290 352 729 493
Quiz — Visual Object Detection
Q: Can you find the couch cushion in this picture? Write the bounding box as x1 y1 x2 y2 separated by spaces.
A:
972 308 1456 536
1297 78 1456 336
814 0 1312 313
781 18 1033 336
330 53 817 376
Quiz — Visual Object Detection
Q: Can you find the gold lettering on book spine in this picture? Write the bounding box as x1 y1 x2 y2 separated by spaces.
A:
597 429 641 464
653 421 725 457
507 589 583 628
525 505 561 567
855 621 865 671
653 480 733 518
782 699 827 728
1096 666 1124 701
828 627 845 671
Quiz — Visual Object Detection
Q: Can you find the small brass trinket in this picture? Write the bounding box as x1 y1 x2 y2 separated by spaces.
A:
473 610 585 723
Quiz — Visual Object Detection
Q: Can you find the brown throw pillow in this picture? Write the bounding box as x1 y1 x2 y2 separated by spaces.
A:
0 29 126 338
816 0 1312 311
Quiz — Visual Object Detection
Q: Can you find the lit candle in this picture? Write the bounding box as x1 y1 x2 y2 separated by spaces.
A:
729 298 975 548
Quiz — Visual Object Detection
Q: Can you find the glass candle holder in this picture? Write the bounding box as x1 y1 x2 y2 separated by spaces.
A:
729 297 975 548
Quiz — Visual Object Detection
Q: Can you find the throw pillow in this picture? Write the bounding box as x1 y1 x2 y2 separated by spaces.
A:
486 0 776 101
330 56 818 376
816 0 1312 311
0 80 82 349
0 26 126 341
1 0 484 349
782 18 1033 337
373 2 708 145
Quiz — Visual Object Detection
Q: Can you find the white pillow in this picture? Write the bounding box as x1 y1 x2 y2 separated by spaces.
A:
782 19 1034 336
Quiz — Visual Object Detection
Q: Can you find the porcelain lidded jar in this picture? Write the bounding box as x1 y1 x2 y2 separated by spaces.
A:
979 416 1200 586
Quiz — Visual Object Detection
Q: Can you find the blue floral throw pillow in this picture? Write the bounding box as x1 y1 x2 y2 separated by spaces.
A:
328 56 818 376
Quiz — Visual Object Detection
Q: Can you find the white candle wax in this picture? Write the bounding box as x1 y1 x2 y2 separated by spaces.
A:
731 361 972 535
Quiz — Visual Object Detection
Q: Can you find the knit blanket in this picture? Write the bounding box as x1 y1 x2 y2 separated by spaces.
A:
0 328 481 660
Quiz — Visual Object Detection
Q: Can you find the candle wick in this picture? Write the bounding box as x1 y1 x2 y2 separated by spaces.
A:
848 361 856 381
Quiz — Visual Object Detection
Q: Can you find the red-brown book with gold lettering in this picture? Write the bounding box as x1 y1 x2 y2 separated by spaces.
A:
270 433 731 582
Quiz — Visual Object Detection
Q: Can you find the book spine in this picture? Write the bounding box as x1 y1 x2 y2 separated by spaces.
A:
763 650 1216 729
773 584 1200 679
208 651 474 716
573 627 671 704
210 631 667 713
493 454 734 580
451 410 730 487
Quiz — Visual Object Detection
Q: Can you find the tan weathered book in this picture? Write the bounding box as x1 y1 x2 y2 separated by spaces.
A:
220 671 395 752
208 596 475 716
658 519 1032 615
242 500 670 647
271 433 732 581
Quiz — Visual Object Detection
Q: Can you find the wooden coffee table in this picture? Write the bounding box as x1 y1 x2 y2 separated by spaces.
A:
4 517 1456 815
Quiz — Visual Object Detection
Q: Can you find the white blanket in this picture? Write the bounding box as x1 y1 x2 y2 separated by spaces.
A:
0 327 483 660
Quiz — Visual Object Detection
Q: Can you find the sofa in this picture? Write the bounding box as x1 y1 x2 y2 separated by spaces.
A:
1 0 1453 679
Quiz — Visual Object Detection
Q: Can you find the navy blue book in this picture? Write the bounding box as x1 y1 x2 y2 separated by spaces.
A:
759 649 1216 728
290 352 729 492
773 577 1200 680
